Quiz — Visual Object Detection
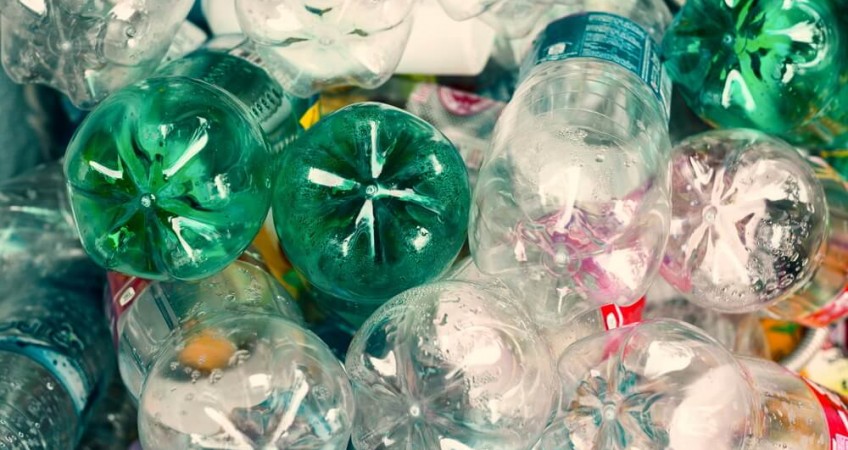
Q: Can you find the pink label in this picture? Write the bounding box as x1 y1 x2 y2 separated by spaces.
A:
106 272 151 346
437 87 495 116
801 377 848 449
800 288 848 328
600 297 646 330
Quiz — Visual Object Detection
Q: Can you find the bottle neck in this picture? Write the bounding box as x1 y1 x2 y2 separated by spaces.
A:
155 37 307 154
0 351 80 449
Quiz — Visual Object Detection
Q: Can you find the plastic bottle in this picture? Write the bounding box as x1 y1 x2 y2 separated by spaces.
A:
234 0 417 97
345 281 559 449
662 0 848 154
202 0 496 77
272 102 470 321
448 256 646 359
0 163 98 285
662 129 828 313
76 370 139 450
436 0 549 38
0 0 195 109
0 165 113 450
535 319 844 450
644 277 770 359
63 37 310 281
110 259 354 449
470 0 673 326
767 156 848 327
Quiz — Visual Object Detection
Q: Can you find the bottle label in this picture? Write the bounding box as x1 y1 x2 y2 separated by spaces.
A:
105 272 152 346
800 288 848 328
800 377 848 449
600 296 646 330
529 12 669 113
436 87 496 116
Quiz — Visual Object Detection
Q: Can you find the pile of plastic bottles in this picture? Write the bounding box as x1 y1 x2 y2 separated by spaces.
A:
1 0 848 449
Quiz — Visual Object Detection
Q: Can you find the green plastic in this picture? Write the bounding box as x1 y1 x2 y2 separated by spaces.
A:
663 0 848 151
273 102 470 308
64 48 299 281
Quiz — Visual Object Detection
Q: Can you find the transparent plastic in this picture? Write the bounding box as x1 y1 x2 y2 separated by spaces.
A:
0 352 78 450
535 319 831 449
662 129 828 313
345 281 559 449
768 156 848 326
470 0 673 329
0 163 101 287
644 277 770 359
235 0 416 97
436 0 551 38
114 260 354 449
0 0 194 109
0 165 112 449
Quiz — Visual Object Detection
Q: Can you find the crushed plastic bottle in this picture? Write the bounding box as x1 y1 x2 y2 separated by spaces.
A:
235 0 416 97
0 0 194 108
110 260 354 449
273 102 470 319
346 281 559 449
662 129 828 313
470 0 673 326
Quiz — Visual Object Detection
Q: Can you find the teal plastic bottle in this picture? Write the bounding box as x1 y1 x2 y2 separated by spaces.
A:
64 37 310 281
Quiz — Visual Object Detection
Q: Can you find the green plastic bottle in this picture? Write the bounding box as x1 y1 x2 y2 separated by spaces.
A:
663 0 848 157
272 102 470 320
64 38 309 280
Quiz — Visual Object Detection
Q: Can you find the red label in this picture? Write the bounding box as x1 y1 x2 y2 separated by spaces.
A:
105 272 151 346
800 288 848 328
437 87 494 116
600 297 646 330
801 377 848 449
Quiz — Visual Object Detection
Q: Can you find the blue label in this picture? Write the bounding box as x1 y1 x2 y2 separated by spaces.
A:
528 12 669 112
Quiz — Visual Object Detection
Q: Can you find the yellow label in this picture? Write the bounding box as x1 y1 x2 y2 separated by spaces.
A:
299 102 322 130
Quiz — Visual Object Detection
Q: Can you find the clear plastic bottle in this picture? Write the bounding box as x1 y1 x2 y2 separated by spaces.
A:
437 0 551 38
0 0 195 109
234 0 417 97
535 319 842 449
0 165 113 450
0 163 100 286
644 277 770 359
470 0 673 327
111 260 354 449
449 256 646 359
767 156 848 327
345 281 559 449
661 129 829 313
